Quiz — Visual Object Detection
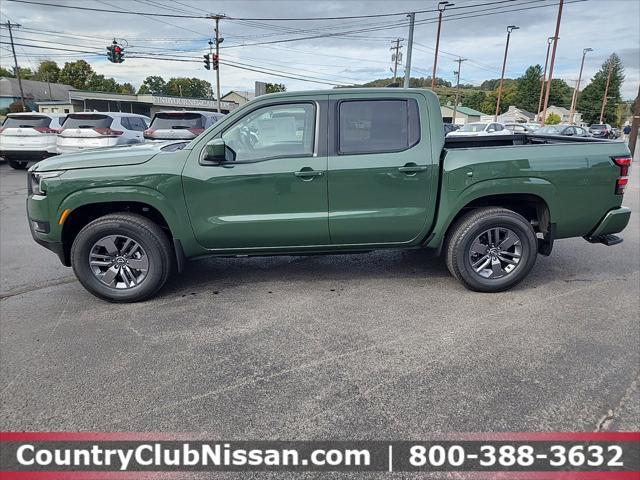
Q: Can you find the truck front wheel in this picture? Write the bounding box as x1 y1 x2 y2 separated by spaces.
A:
71 213 173 302
445 207 538 292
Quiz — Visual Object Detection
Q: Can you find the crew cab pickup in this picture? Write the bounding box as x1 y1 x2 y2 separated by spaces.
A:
26 89 632 302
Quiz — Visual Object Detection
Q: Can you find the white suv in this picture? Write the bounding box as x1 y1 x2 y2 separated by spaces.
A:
0 113 66 170
57 112 150 154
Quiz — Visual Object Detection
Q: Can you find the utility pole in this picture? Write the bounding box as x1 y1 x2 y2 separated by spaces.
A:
494 25 519 121
208 14 225 113
390 38 403 83
451 58 467 125
537 37 555 121
403 13 415 88
599 59 614 124
541 0 564 126
569 47 593 124
431 1 453 90
4 21 26 112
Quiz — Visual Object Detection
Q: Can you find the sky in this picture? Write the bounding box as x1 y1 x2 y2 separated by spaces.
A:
1 0 639 100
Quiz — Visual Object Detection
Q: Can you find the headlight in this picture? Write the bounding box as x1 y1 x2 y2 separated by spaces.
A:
28 170 64 196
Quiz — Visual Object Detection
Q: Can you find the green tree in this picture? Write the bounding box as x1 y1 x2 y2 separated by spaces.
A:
138 75 167 95
265 83 286 93
463 90 488 113
165 77 212 98
0 66 14 77
58 60 94 89
545 112 561 124
515 65 543 112
546 79 573 109
32 60 60 83
577 53 625 125
480 83 518 115
86 74 120 93
8 100 25 112
119 82 135 95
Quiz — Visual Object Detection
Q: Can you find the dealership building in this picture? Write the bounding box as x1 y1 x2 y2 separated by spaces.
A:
37 90 239 116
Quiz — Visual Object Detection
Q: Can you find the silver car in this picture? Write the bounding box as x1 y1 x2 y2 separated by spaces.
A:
144 111 226 141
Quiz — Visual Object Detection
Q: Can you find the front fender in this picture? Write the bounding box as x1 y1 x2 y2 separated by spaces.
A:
425 176 556 250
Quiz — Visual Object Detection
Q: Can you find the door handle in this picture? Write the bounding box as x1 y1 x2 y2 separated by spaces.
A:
294 169 323 179
398 164 427 173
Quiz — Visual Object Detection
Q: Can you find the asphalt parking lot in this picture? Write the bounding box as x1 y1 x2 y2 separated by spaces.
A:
1 153 638 448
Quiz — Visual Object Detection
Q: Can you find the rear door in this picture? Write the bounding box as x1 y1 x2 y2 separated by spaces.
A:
58 114 120 148
327 93 434 245
0 115 56 146
182 96 329 249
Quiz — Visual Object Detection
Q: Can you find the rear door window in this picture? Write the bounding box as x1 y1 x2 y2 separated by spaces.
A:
151 113 204 130
338 99 419 154
2 116 52 128
127 116 147 131
62 114 113 129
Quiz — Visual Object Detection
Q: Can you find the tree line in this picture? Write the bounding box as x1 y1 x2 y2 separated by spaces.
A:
0 53 627 125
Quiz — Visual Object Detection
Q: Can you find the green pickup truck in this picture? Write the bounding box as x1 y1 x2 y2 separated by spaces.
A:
26 88 632 302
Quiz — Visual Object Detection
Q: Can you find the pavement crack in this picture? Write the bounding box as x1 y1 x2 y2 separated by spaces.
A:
0 276 77 300
595 370 640 432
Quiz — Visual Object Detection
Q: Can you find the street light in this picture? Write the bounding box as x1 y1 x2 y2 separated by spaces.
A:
494 25 519 121
569 47 593 124
537 37 556 121
431 1 454 90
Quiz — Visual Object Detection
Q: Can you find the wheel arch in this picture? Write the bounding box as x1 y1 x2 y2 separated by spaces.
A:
426 178 555 255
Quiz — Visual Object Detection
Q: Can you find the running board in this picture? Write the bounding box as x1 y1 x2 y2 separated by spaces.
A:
585 234 623 246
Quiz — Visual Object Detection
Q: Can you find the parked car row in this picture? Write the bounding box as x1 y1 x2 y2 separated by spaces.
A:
0 110 226 169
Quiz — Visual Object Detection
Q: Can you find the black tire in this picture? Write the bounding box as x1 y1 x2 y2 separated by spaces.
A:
8 159 28 170
71 213 173 302
445 207 538 292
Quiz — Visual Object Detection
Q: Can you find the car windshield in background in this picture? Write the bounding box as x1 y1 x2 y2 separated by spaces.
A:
459 123 487 132
538 126 561 134
2 116 52 128
151 113 204 129
590 124 607 130
63 114 112 129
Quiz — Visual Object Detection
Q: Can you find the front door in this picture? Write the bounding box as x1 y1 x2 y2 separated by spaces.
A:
182 97 329 249
327 94 434 245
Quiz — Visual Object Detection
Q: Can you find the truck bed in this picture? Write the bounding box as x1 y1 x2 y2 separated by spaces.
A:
444 133 612 149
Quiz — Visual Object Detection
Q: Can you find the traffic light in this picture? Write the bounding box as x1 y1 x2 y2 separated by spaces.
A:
212 53 219 71
107 40 124 63
114 45 124 63
106 43 116 63
203 53 211 70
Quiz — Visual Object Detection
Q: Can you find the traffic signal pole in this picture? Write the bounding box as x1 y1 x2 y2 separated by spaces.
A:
4 21 26 111
215 16 222 113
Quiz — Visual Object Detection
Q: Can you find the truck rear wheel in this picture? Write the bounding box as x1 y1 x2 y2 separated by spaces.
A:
71 213 172 302
445 207 538 292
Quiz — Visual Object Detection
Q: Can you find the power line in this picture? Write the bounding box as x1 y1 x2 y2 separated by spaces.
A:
5 0 206 18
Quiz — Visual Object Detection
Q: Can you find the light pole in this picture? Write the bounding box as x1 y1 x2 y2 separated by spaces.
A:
541 0 564 126
569 47 592 124
537 37 555 122
494 25 519 121
599 60 614 124
431 1 454 90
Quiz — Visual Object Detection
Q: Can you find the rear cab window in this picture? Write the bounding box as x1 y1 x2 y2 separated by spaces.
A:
151 113 204 130
62 114 113 129
338 99 420 154
2 116 52 128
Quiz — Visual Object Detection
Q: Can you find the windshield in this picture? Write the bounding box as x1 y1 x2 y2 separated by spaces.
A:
2 116 51 128
538 125 561 134
63 114 112 129
459 123 487 132
590 124 606 130
150 113 204 129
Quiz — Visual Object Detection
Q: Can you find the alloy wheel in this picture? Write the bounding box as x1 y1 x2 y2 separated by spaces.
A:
89 235 149 289
468 227 523 279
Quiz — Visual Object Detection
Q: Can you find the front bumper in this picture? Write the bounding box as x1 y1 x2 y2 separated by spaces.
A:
27 213 68 265
589 206 631 237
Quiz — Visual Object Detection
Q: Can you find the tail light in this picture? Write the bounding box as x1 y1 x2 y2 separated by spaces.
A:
188 127 205 136
143 128 156 138
34 127 59 134
613 155 632 195
94 127 123 137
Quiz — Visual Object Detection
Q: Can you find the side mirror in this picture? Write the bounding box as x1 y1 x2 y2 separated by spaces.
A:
203 138 234 164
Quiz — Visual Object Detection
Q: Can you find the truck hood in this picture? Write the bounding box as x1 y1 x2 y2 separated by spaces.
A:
32 142 179 171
